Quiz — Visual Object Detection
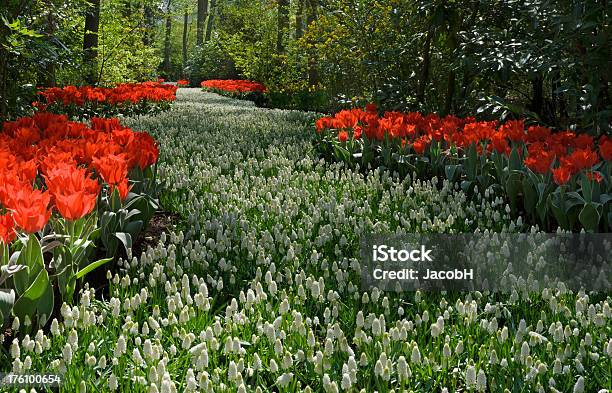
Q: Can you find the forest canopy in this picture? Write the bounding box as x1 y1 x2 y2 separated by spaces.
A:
1 0 610 134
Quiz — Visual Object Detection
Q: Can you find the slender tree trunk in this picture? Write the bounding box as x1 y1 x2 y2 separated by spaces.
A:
444 71 456 115
0 55 8 118
205 0 216 42
417 26 434 105
196 0 209 46
182 11 189 75
83 0 101 85
163 0 172 76
44 5 57 86
277 0 290 53
443 31 458 115
143 4 155 45
306 0 318 86
530 74 544 118
296 0 305 40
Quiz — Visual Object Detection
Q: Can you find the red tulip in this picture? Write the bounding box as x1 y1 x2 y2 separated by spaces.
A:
112 178 133 201
45 163 100 221
0 214 16 245
92 154 129 186
552 165 572 185
10 187 52 233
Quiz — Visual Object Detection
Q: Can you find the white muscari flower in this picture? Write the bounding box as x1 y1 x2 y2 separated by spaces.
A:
411 345 421 364
269 359 278 373
476 369 487 392
465 365 477 389
10 339 20 359
573 376 585 393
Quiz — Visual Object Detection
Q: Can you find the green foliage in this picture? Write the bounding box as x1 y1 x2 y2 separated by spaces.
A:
186 39 237 83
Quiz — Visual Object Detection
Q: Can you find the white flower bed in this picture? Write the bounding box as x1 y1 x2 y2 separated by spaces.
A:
3 90 610 393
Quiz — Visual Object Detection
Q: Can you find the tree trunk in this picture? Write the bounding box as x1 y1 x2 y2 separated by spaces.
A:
296 0 305 40
443 30 458 115
196 0 209 46
530 74 544 118
205 0 216 42
306 0 318 86
182 11 189 75
83 0 101 85
443 70 456 115
417 27 434 105
163 0 172 76
44 5 57 86
277 0 290 53
143 4 155 45
0 55 8 119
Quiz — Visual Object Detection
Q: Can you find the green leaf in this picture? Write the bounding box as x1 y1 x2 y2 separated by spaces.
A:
0 289 15 323
76 258 113 280
460 180 475 194
505 172 522 212
508 146 522 172
113 232 132 254
579 203 601 232
13 268 51 325
548 193 569 230
124 220 144 238
581 176 593 202
600 194 612 205
37 279 54 327
465 144 477 180
522 177 537 215
14 235 44 295
445 164 461 183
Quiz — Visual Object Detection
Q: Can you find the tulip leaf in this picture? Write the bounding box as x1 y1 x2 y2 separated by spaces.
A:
445 164 462 183
465 144 477 180
0 288 15 323
76 257 113 280
14 235 44 295
522 177 537 215
508 146 522 171
579 203 601 232
505 172 522 212
113 232 132 254
461 180 475 194
548 193 569 229
124 220 144 238
13 267 51 327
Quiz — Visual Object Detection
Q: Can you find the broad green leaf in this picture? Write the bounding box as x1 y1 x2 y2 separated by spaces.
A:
445 164 461 183
0 288 15 323
113 232 132 254
522 177 537 215
579 203 601 232
76 258 113 280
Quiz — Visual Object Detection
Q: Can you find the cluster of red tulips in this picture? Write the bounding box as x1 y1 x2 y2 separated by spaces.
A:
177 80 189 87
201 80 268 94
35 81 177 117
0 112 159 244
315 105 611 231
316 106 611 184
